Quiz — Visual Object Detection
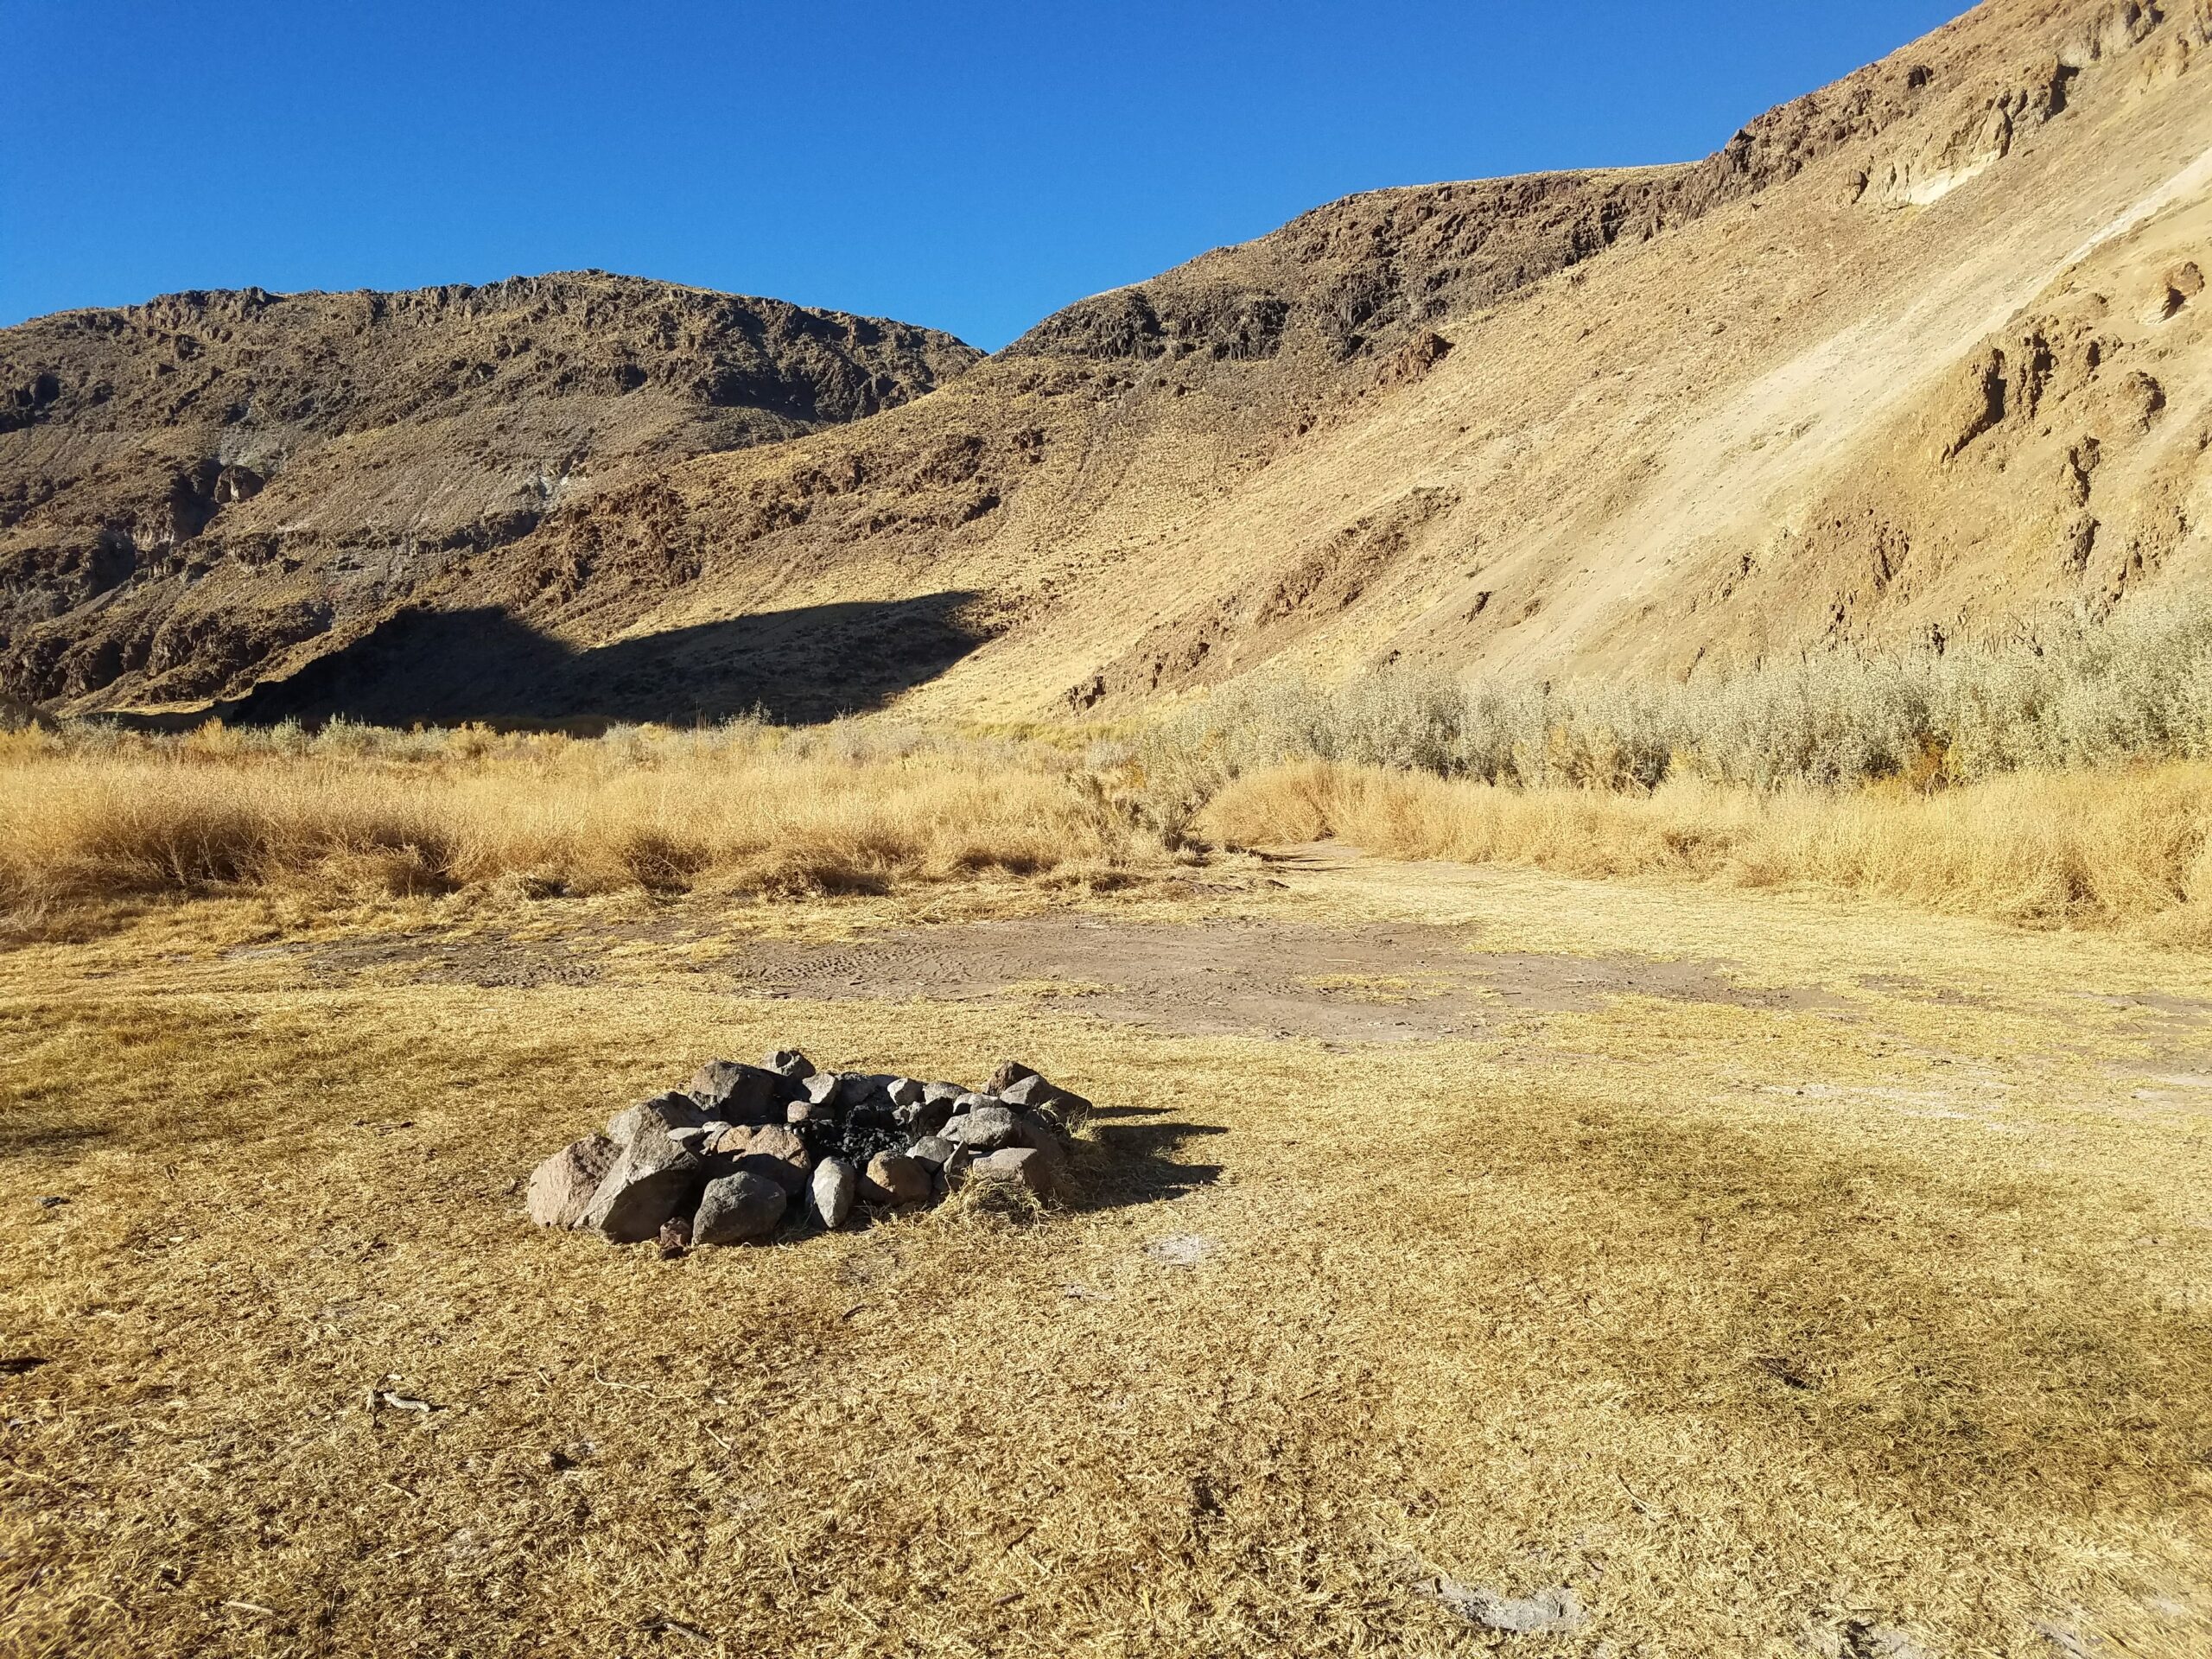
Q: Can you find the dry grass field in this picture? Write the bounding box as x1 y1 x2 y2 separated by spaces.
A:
3 779 2212 1655
10 709 2212 940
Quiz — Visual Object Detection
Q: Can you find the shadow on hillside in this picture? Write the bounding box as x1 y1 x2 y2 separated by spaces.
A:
202 592 989 729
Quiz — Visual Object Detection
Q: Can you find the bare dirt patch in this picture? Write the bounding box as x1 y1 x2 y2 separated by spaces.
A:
304 913 1842 1043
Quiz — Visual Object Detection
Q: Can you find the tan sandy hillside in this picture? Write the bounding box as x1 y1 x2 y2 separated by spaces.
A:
3 0 2209 724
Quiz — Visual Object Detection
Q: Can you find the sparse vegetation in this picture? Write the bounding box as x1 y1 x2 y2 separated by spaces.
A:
12 604 2212 940
1128 601 2212 938
1201 760 2212 938
1144 600 2212 793
0 716 1158 921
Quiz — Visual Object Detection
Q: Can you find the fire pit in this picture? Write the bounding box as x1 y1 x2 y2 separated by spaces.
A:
526 1053 1088 1246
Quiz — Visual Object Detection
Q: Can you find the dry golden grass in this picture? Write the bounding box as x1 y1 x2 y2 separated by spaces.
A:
15 722 2212 951
1204 758 2212 940
0 723 1150 921
3 858 2209 1656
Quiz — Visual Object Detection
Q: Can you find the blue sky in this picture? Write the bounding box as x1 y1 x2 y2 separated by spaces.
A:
3 1 1963 349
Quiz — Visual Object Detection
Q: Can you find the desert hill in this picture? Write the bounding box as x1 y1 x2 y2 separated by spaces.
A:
3 0 2209 724
0 275 978 710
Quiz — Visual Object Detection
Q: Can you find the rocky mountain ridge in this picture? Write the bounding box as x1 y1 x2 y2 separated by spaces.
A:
0 273 977 709
3 0 2208 724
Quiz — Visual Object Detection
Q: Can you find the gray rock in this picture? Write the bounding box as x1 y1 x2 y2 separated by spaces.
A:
734 1154 810 1197
527 1135 618 1228
945 1105 1020 1152
996 1073 1051 1109
985 1060 1039 1096
865 1153 931 1209
761 1048 815 1079
836 1072 892 1107
1009 1114 1069 1178
970 1146 1055 1196
1001 1071 1093 1123
668 1125 710 1148
581 1122 705 1243
920 1081 963 1104
798 1072 841 1107
607 1093 707 1147
906 1134 957 1168
732 1124 814 1195
893 1096 954 1135
885 1077 925 1107
693 1172 786 1244
953 1091 997 1115
687 1059 781 1122
811 1159 857 1228
785 1099 836 1126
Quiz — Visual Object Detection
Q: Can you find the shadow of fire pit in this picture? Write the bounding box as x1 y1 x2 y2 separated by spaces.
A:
1063 1108 1225 1211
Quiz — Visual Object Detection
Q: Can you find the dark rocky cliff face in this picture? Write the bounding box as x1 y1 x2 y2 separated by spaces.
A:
0 272 979 708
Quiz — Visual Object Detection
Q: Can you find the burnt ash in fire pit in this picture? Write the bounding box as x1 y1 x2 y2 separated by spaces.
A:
525 1052 1089 1247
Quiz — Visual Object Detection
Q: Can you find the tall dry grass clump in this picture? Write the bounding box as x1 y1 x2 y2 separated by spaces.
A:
1203 760 2212 936
0 717 1154 916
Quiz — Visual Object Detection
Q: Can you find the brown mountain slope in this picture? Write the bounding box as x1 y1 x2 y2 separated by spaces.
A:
6 0 2210 725
0 274 978 709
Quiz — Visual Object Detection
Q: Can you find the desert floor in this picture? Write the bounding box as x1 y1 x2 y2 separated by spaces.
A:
3 850 2209 1657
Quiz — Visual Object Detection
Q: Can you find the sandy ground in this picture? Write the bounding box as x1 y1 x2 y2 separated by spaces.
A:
3 852 2211 1656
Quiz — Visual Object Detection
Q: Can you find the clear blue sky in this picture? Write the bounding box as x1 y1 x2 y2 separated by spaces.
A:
3 1 1964 349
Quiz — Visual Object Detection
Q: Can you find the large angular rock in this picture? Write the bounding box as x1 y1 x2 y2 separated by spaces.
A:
742 1124 810 1165
581 1122 705 1243
527 1135 618 1228
893 1095 954 1135
693 1171 787 1244
885 1077 925 1108
607 1092 709 1147
996 1073 1048 1109
1000 1071 1093 1123
865 1152 931 1209
732 1124 814 1194
970 1146 1055 1197
944 1106 1020 1152
906 1134 957 1169
798 1072 841 1107
836 1072 892 1107
687 1059 781 1122
1008 1113 1069 1178
811 1159 857 1229
986 1061 1039 1097
920 1081 963 1104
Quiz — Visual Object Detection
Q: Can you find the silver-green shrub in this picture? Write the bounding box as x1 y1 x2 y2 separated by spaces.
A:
1140 598 2212 795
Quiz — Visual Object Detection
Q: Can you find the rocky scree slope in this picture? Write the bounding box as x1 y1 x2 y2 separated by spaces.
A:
0 273 977 709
